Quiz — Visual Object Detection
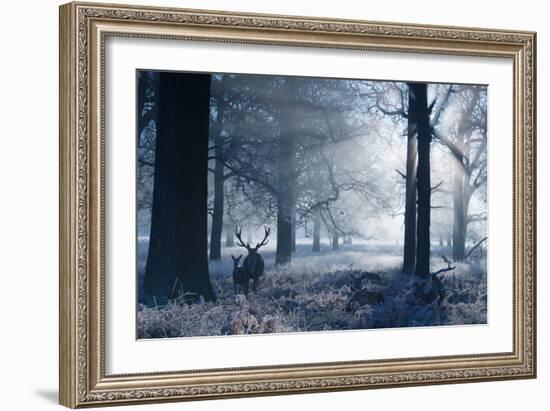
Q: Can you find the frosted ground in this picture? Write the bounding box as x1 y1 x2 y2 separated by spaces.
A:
137 239 487 339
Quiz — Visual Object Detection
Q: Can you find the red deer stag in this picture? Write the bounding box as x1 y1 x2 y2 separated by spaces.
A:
234 226 270 293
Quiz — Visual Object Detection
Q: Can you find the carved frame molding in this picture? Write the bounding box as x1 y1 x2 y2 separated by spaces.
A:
59 2 536 407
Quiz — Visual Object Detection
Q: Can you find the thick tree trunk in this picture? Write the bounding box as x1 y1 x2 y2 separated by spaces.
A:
225 225 235 247
412 83 431 279
144 72 216 304
403 83 419 274
332 233 340 250
312 209 321 252
275 128 296 264
276 79 298 265
209 97 226 261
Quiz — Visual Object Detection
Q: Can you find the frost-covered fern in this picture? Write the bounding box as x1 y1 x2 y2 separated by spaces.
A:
137 246 487 339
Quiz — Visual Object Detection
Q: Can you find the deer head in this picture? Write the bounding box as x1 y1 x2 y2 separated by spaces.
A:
234 226 271 254
231 254 242 267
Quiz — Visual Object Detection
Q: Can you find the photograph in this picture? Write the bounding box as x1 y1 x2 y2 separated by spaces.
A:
136 71 488 339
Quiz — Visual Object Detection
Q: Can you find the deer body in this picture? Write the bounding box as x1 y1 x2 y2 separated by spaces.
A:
244 252 265 292
231 255 249 295
233 226 271 295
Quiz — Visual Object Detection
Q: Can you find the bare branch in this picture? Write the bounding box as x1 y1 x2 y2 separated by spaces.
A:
431 126 465 164
223 171 237 180
395 169 407 179
431 181 444 191
467 213 487 224
375 104 407 118
209 155 278 195
430 85 454 127
464 237 488 259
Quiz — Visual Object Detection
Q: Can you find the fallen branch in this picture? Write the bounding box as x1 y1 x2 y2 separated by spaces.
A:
432 255 456 276
432 264 456 277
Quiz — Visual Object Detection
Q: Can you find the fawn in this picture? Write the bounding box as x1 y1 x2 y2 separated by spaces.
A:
231 255 249 295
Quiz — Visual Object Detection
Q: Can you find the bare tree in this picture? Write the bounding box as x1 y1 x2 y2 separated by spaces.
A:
431 85 487 260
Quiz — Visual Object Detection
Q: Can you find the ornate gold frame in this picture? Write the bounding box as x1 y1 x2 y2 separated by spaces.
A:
59 1 537 408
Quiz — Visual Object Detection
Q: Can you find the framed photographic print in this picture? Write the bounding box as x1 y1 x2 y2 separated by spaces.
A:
59 2 537 408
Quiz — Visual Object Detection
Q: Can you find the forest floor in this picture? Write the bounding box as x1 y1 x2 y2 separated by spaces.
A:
137 241 487 339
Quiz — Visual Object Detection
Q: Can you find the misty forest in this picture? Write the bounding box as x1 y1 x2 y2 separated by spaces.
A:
136 71 488 339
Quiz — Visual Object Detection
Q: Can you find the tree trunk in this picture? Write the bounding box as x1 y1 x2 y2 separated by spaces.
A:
454 157 476 262
291 210 297 253
412 83 431 279
144 72 216 304
452 158 466 261
332 233 339 250
276 79 298 265
275 127 296 264
225 225 235 247
209 163 224 260
403 83 419 274
463 187 473 252
209 96 226 261
312 209 321 252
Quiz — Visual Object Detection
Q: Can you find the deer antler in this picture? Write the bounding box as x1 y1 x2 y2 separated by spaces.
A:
255 226 271 250
234 226 251 250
